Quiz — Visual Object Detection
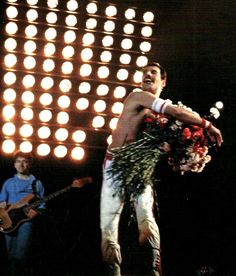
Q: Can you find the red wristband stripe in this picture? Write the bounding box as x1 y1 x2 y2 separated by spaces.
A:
200 118 206 128
160 102 167 114
200 118 212 129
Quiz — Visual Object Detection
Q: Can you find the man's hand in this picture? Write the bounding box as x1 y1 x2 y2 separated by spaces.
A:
0 202 7 209
207 125 223 147
27 208 39 219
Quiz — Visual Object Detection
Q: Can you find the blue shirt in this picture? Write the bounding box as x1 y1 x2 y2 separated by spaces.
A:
0 174 45 209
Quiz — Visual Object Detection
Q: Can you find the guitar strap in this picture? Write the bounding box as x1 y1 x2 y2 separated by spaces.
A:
31 179 38 198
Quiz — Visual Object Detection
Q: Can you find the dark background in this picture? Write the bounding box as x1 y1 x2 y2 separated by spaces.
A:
1 0 236 275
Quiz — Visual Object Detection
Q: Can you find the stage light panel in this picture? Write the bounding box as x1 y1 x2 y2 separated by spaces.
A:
1 0 158 161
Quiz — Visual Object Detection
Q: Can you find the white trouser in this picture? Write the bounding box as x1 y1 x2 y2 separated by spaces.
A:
100 151 162 276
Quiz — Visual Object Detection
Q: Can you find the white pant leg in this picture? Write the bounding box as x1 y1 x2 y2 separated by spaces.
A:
100 157 124 268
135 185 162 275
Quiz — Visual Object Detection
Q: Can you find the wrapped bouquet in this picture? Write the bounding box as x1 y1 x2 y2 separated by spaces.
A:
108 101 217 201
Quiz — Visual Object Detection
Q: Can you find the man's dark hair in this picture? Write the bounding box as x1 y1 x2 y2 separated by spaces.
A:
13 150 33 162
144 62 167 80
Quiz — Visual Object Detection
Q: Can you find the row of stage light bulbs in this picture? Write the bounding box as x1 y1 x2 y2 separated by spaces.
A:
2 95 122 129
2 139 87 160
6 0 155 24
3 52 145 84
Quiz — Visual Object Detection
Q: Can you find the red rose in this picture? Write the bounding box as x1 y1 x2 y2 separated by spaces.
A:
144 117 154 123
182 128 192 140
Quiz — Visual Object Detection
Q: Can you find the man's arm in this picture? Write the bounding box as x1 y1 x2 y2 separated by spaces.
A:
127 91 223 147
163 105 223 147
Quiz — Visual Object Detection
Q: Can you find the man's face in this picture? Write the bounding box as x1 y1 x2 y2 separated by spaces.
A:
141 65 166 94
14 157 31 175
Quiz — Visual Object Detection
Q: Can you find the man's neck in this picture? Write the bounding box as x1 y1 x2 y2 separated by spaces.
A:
16 173 30 180
155 91 161 98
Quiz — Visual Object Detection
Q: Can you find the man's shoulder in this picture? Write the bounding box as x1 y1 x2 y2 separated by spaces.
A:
3 176 16 184
1 177 15 191
125 90 147 103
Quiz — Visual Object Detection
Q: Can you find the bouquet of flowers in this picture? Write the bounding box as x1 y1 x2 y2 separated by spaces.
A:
108 101 216 201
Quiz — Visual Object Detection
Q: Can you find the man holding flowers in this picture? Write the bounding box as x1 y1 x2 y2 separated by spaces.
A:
100 62 223 276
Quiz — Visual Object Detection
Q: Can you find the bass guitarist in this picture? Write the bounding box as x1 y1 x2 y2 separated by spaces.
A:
0 150 45 276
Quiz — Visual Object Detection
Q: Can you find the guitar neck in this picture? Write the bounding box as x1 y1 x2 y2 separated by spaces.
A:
30 185 72 209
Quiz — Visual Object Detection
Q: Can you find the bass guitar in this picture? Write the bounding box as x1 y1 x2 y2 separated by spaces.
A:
0 177 92 234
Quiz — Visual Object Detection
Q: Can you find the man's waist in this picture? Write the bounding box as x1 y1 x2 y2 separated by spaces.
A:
104 150 114 160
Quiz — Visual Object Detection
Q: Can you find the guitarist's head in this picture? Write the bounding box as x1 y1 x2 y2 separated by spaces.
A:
13 151 33 178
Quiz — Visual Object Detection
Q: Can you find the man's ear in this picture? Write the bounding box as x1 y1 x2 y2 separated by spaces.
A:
161 79 166 88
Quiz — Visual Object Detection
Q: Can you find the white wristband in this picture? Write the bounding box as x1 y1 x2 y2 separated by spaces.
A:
205 120 211 129
200 118 212 129
151 98 170 114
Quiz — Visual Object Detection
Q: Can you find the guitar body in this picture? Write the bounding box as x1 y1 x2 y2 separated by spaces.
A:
0 194 35 234
0 177 92 234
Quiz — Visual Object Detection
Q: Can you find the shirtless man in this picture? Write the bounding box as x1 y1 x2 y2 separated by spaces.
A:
100 62 223 276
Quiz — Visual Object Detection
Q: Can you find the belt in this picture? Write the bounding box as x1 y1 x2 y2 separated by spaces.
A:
104 150 113 160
